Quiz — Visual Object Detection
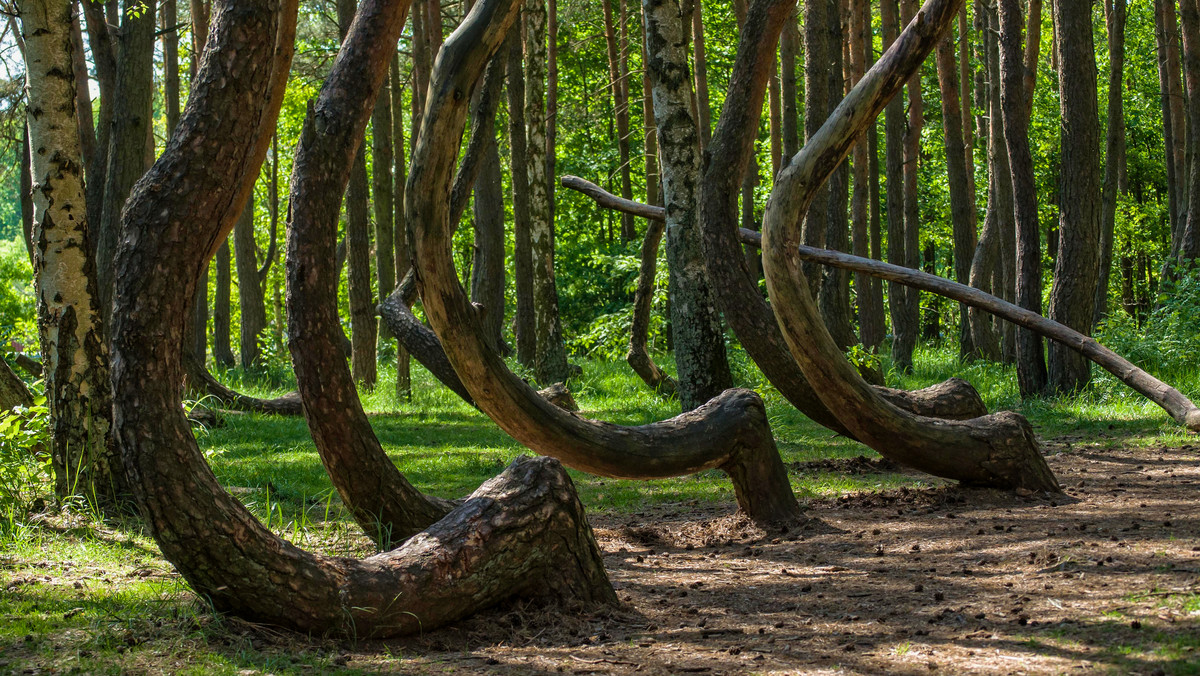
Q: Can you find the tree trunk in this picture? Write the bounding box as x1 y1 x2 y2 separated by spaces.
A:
373 71 396 349
70 5 96 175
213 240 235 366
391 56 412 398
19 0 123 505
781 8 799 159
1094 0 1125 327
602 0 635 242
1156 0 1185 255
234 193 265 368
410 0 802 525
644 0 733 412
1047 0 1101 395
893 0 924 370
20 126 33 266
1178 0 1200 267
626 217 676 396
692 0 712 149
998 0 1047 397
881 0 911 370
801 0 831 290
96 0 157 329
760 0 1059 493
0 359 32 412
985 2 1016 363
471 91 509 354
525 0 572 384
80 0 115 243
507 27 536 368
934 32 977 363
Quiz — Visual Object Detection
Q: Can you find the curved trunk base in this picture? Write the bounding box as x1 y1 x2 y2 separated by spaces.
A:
183 352 304 416
876 377 987 421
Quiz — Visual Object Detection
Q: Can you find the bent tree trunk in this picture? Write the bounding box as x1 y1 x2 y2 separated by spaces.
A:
287 0 454 544
110 0 614 638
183 353 304 416
693 0 986 440
1 358 32 412
409 0 801 525
791 245 1200 433
760 0 1059 492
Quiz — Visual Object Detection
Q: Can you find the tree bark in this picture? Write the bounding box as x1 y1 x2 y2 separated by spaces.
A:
850 0 882 351
286 0 452 544
373 72 396 349
1178 0 1200 267
525 0 572 384
96 0 157 329
410 0 802 525
760 0 1059 493
934 32 978 363
233 193 266 368
1047 0 1101 394
20 0 123 504
881 0 912 370
801 0 831 290
70 5 96 176
0 359 32 412
998 0 1047 397
893 0 924 371
212 240 235 366
470 59 510 355
692 0 712 149
1159 0 1188 252
985 2 1016 363
390 56 413 398
1094 0 1125 327
80 0 114 242
644 0 734 412
626 216 676 396
507 26 536 368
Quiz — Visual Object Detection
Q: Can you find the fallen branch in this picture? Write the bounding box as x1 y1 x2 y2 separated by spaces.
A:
784 245 1200 433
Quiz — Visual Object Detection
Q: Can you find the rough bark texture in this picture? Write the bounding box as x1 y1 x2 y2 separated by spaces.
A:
0 359 32 412
471 139 509 355
801 0 831 290
793 245 1200 433
1047 0 1101 395
849 0 882 352
80 0 114 243
525 0 572 384
507 27 536 368
112 0 616 637
409 0 802 525
20 0 123 504
894 0 923 371
96 0 156 327
760 0 1060 493
881 0 911 370
644 0 733 412
288 0 452 545
998 0 1047 397
985 2 1016 363
390 56 413 398
1159 0 1187 250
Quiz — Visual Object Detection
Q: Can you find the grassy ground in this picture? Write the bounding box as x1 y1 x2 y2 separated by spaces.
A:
1 342 1198 674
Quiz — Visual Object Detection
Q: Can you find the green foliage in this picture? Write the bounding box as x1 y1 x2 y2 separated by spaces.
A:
0 237 37 351
1099 270 1200 378
0 394 52 527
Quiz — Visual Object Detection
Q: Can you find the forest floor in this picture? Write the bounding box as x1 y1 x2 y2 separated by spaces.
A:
1 353 1199 674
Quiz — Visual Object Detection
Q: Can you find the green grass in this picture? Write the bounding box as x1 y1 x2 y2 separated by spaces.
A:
4 341 1199 673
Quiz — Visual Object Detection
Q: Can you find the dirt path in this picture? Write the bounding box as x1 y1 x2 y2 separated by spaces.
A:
367 440 1200 675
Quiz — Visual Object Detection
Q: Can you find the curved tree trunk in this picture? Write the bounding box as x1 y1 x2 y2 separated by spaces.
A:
287 0 453 545
626 220 677 396
410 0 802 526
19 0 123 504
183 353 304 416
1 359 32 412
759 0 1060 493
112 0 614 637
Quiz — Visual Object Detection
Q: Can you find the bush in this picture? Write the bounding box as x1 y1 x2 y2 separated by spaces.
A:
0 237 36 351
0 395 52 529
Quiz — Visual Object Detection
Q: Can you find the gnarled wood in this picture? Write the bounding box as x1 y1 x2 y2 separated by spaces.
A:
409 0 802 525
760 0 1060 492
183 352 304 416
111 0 614 638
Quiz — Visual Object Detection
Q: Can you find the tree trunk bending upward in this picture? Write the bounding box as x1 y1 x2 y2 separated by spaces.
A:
182 353 304 416
1 359 32 412
110 0 614 637
285 0 457 544
378 289 584 410
760 0 1059 492
626 218 678 397
786 246 1200 433
409 0 801 525
564 175 991 426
